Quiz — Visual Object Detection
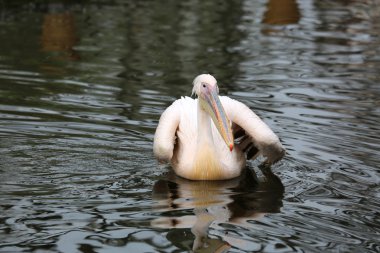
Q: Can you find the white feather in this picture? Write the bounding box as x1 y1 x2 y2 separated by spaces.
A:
220 96 285 164
154 96 284 178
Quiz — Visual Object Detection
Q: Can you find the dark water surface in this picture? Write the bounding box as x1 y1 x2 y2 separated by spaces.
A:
1 1 380 252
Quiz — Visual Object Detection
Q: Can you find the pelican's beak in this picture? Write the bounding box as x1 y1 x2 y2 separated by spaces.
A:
199 85 234 151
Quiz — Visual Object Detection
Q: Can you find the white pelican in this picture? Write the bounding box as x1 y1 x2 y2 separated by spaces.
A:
153 74 285 180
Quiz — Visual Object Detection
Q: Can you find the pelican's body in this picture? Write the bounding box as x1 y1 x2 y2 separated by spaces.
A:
154 74 285 180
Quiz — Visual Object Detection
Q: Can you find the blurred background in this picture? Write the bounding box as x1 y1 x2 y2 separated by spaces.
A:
0 0 379 252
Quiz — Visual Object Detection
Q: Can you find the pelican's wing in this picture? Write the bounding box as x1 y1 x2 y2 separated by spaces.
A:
220 96 285 165
153 100 181 162
153 97 197 163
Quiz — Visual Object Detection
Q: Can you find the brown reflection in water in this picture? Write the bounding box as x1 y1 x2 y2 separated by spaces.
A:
41 11 79 61
152 168 284 252
262 0 300 25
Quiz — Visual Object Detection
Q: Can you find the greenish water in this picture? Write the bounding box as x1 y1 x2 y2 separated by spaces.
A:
0 1 379 252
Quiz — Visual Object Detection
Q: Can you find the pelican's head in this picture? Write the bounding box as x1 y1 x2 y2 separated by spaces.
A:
193 74 234 151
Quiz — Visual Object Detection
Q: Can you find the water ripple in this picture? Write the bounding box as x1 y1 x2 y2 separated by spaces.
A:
0 0 380 252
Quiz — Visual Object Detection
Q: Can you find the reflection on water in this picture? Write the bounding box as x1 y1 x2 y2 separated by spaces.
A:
41 10 79 60
152 169 284 251
0 0 380 252
263 0 300 25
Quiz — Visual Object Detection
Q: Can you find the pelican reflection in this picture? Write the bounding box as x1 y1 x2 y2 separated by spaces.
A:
152 168 284 252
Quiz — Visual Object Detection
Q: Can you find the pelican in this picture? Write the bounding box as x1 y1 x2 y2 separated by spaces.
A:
153 74 285 180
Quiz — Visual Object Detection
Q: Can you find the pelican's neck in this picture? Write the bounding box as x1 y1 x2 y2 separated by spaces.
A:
197 100 213 146
189 100 222 180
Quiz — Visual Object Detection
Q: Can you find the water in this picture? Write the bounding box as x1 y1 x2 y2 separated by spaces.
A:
0 0 379 252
